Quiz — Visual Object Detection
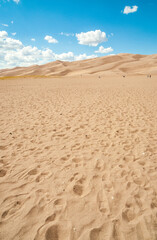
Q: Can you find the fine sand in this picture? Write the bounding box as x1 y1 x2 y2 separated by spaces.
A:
0 54 157 78
0 57 157 240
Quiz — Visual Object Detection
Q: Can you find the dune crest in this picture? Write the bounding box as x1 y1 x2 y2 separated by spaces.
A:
0 53 157 78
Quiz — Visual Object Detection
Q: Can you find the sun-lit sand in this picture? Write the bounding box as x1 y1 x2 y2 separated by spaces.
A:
0 55 157 240
0 54 157 78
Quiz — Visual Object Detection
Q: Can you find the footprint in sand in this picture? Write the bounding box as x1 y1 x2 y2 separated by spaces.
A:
28 168 38 175
122 208 136 222
45 225 58 240
89 223 112 240
72 174 87 196
0 169 6 177
36 172 50 183
0 146 7 150
45 213 56 223
1 200 21 220
72 157 82 163
73 184 83 196
90 228 101 240
1 210 9 219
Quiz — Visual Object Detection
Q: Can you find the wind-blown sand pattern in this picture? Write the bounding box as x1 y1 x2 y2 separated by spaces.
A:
0 54 157 77
0 56 157 240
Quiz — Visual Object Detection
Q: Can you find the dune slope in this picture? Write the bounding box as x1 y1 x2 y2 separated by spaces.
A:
0 53 157 77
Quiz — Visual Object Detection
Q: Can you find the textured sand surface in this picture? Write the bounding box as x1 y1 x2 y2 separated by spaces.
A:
0 53 157 77
0 74 157 239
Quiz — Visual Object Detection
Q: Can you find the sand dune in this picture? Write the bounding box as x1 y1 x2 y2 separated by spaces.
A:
0 59 157 240
0 54 157 78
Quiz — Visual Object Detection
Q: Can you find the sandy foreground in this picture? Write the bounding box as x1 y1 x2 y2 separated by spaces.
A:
0 75 157 240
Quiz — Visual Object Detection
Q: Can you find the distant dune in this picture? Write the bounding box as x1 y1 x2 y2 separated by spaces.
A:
0 53 157 78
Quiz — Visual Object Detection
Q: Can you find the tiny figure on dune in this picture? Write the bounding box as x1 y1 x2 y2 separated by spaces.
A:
147 74 151 78
123 75 125 78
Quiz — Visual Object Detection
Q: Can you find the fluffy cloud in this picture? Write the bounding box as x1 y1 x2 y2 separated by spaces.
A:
0 31 8 38
123 6 138 14
76 30 107 46
95 46 113 54
0 31 96 69
12 32 17 36
0 38 23 50
74 54 97 61
54 52 97 61
44 35 58 44
31 38 36 42
55 52 74 61
0 31 22 50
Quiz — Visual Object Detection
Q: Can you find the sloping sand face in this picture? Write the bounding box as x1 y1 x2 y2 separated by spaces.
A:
0 76 157 240
0 54 157 77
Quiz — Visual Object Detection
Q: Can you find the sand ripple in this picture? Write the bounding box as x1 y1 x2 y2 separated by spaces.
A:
0 76 157 240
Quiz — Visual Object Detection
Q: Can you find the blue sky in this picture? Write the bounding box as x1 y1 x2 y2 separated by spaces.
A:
0 0 157 68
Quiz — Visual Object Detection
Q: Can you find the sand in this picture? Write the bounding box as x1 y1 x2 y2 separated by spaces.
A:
0 54 157 77
0 56 157 240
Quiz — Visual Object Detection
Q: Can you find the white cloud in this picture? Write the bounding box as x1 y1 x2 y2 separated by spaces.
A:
0 31 8 38
11 21 14 24
55 52 74 61
60 32 74 37
0 30 97 69
12 32 16 36
76 30 107 46
123 6 138 14
0 0 20 5
0 36 23 50
74 54 97 61
95 46 113 54
13 0 20 3
31 38 36 42
2 24 8 27
44 35 58 44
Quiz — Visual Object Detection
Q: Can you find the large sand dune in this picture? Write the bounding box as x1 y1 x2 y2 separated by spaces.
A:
0 53 157 77
0 56 157 240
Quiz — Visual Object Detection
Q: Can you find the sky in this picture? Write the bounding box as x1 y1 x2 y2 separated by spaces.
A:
0 0 157 69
